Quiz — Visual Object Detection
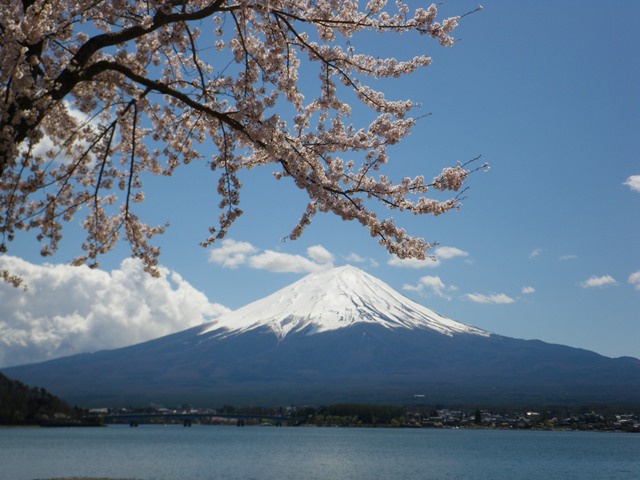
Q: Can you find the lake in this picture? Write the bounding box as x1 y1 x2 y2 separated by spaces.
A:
2 425 638 480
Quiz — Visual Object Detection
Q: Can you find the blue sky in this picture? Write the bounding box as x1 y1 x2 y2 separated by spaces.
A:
1 0 638 367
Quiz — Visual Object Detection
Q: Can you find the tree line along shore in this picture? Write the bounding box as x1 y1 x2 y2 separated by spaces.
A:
2 373 638 432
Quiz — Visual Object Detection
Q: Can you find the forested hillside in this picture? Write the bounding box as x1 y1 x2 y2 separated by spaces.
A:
0 372 81 424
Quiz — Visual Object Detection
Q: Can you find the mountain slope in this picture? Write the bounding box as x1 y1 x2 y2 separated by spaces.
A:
3 266 639 407
200 265 487 338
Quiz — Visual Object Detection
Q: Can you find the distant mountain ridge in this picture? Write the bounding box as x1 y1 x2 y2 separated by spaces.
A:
3 266 639 407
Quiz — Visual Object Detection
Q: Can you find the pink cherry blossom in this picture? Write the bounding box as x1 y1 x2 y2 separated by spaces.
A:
0 0 484 279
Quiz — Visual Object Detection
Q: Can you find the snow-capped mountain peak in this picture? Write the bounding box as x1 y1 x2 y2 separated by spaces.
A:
199 265 488 339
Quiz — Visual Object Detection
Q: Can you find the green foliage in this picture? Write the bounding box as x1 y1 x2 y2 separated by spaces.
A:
474 409 482 425
0 372 78 424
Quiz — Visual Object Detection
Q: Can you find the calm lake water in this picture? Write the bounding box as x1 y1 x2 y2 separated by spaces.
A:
1 425 638 480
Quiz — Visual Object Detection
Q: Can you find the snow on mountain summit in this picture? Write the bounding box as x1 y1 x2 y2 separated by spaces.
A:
200 265 488 339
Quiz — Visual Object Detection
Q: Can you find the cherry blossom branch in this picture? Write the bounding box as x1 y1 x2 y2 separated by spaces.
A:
79 60 251 140
1 0 485 278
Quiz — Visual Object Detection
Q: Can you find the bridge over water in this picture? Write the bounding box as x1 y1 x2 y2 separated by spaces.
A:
104 412 303 427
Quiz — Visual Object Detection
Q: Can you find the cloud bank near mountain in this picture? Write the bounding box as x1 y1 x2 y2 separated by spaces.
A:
0 256 229 367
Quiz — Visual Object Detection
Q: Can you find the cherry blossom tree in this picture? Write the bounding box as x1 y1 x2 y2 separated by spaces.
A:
1 0 484 279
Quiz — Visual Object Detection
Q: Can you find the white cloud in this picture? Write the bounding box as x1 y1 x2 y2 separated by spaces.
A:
465 293 516 304
627 271 640 290
208 238 338 273
249 250 329 273
306 245 334 265
388 256 439 269
529 248 542 259
434 246 469 260
345 252 367 263
580 275 617 289
344 253 378 268
559 254 578 261
402 275 457 300
208 239 335 273
0 256 230 368
521 286 535 294
207 239 257 268
623 175 640 193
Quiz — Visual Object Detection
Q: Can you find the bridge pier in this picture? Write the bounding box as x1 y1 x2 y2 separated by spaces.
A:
129 421 138 427
183 419 192 427
237 419 245 427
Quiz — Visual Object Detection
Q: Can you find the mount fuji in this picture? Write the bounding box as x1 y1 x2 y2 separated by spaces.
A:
200 265 488 338
3 266 639 407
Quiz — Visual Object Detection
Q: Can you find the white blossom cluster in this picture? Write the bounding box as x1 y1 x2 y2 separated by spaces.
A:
1 0 482 276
